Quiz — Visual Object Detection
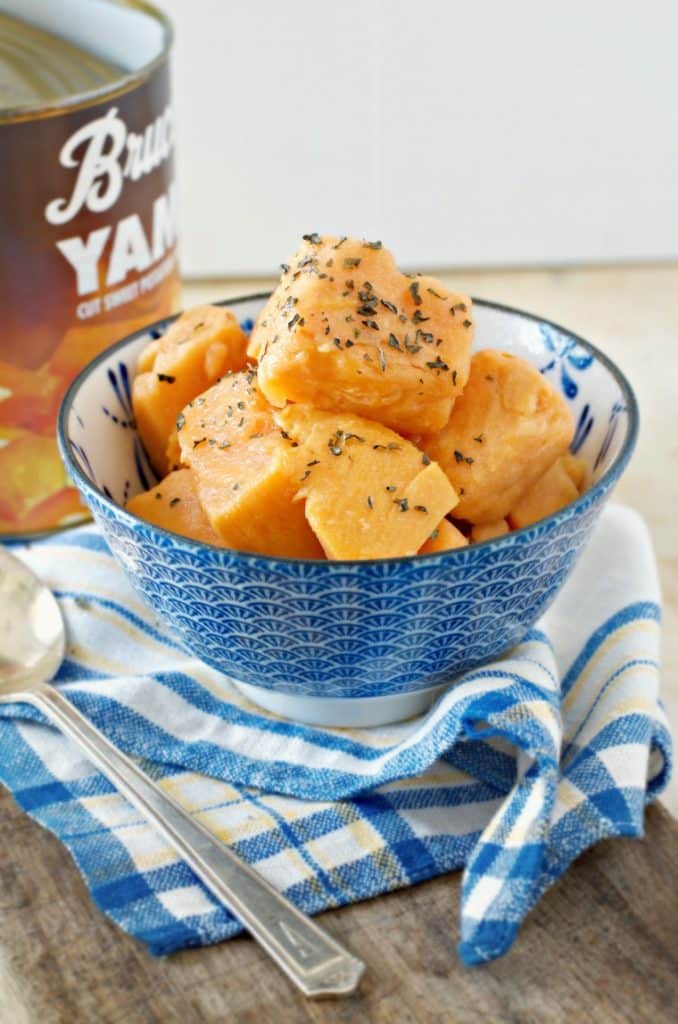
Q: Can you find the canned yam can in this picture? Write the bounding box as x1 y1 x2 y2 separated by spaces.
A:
0 0 179 538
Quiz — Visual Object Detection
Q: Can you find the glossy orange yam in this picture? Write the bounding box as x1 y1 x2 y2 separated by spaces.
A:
0 434 69 520
562 452 587 490
471 519 510 543
419 518 468 554
132 305 249 475
0 361 63 433
126 469 223 546
250 236 473 435
419 350 574 523
177 372 324 559
20 487 88 533
276 405 458 560
508 455 581 530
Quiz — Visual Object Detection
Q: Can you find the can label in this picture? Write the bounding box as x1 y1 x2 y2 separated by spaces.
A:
0 61 180 536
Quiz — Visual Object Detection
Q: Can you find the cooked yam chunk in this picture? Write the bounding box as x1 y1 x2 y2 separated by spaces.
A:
133 306 248 475
176 371 323 559
276 405 458 560
562 452 587 490
126 468 222 546
471 519 510 543
508 455 581 530
419 350 574 523
250 236 473 435
419 518 468 554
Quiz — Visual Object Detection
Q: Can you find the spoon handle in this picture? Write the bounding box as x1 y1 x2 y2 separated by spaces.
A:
22 683 364 999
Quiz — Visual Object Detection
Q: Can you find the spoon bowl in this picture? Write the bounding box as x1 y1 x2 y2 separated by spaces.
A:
0 547 64 690
0 546 363 998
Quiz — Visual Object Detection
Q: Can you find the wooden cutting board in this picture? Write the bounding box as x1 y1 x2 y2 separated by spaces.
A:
0 791 676 1023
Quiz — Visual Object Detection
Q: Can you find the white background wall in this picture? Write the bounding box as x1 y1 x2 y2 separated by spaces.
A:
156 0 678 277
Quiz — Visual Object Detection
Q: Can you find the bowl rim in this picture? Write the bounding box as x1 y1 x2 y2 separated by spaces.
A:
56 293 639 567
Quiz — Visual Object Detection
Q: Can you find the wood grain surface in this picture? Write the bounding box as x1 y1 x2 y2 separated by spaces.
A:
0 789 676 1024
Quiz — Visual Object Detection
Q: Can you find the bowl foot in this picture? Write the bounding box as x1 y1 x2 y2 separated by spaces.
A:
231 680 449 727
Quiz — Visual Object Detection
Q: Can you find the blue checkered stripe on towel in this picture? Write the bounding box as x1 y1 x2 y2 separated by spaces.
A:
0 517 671 965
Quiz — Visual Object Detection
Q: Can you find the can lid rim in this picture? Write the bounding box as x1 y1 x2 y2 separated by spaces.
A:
0 0 173 125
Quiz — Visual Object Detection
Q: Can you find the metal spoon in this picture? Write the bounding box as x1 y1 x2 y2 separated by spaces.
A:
0 547 364 998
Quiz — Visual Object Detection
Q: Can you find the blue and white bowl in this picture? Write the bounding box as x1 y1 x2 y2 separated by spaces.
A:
57 296 638 727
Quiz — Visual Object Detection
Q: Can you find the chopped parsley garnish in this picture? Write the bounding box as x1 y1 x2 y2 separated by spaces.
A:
157 373 176 383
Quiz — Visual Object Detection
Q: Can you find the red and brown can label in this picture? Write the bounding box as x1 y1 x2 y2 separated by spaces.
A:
0 57 180 537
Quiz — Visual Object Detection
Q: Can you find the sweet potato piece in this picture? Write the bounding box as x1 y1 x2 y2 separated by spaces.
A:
0 434 69 519
419 518 468 554
126 469 223 546
22 486 87 532
276 405 458 560
562 452 587 490
250 236 473 435
0 360 62 433
419 350 574 523
471 519 510 543
176 372 324 559
508 456 580 530
132 306 249 475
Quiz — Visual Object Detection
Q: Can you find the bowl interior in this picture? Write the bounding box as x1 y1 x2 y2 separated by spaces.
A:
60 296 634 526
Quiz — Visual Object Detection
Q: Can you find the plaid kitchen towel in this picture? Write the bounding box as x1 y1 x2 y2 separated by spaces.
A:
0 504 671 966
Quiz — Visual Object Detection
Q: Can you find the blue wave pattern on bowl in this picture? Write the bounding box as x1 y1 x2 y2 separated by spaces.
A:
59 298 637 699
